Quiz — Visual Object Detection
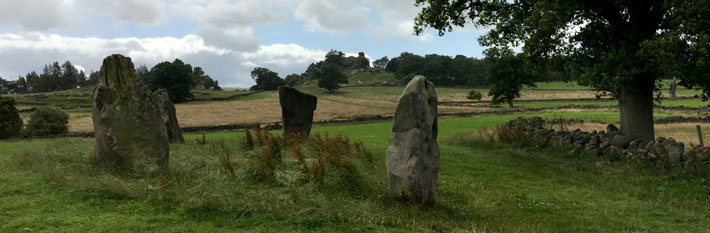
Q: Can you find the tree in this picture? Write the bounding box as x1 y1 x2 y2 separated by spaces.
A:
148 59 194 103
385 57 399 73
394 52 424 82
324 49 346 67
0 96 23 139
450 55 486 87
302 61 323 80
0 76 7 94
190 67 221 90
85 70 100 87
373 56 389 70
414 0 710 142
136 65 151 83
285 73 304 87
419 54 452 85
317 63 348 92
466 89 483 101
250 67 285 91
484 48 536 108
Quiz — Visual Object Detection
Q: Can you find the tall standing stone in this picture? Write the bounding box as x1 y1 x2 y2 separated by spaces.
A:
154 89 185 143
386 75 439 204
92 54 169 171
279 86 317 135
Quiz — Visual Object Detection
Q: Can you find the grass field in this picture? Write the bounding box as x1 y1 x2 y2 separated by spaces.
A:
2 112 709 232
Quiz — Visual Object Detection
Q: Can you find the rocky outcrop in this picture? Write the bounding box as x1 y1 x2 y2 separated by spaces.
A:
278 86 317 136
154 89 185 143
386 75 440 205
92 54 169 172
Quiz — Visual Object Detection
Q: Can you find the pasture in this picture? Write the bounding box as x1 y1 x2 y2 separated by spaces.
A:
2 78 710 232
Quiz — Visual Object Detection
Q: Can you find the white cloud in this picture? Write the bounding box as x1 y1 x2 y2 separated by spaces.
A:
76 0 168 25
0 33 328 88
170 0 287 51
370 0 421 39
0 0 70 30
294 0 370 34
195 26 260 52
170 0 285 27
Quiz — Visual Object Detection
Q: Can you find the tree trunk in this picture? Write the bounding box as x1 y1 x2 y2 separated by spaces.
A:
617 77 655 143
508 98 514 108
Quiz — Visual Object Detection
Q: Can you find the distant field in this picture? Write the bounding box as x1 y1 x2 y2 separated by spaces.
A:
6 74 708 133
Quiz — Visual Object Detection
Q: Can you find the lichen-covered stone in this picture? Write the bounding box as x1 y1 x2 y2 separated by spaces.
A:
92 54 169 171
386 75 439 204
278 86 317 136
154 89 185 143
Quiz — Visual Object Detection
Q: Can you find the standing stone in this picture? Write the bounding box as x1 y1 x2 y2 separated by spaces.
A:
154 89 185 143
92 54 169 171
386 75 439 204
278 86 317 135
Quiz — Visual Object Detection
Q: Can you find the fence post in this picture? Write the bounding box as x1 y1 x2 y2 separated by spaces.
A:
697 125 704 147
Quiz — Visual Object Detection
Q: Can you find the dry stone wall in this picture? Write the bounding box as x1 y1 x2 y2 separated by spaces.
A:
505 117 710 172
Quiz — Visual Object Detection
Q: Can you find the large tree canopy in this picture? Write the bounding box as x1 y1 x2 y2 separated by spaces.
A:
148 59 195 103
414 0 710 142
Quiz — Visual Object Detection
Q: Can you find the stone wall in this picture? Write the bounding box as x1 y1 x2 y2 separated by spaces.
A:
504 117 710 172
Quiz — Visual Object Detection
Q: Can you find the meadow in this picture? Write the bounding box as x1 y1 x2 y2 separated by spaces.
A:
2 113 710 232
2 76 710 232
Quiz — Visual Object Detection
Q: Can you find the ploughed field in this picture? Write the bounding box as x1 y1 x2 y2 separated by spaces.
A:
10 81 708 133
2 113 710 232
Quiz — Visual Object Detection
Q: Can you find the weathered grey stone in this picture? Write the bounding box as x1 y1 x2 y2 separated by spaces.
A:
606 124 619 133
656 137 666 143
663 139 684 165
386 76 439 205
584 145 601 156
612 135 631 147
278 86 317 136
154 89 185 143
92 54 169 171
644 141 655 152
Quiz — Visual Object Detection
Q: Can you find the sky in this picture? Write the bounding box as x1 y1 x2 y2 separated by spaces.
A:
0 0 489 88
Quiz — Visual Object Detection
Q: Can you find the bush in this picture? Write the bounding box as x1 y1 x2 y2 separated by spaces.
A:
24 107 69 136
0 96 23 139
466 90 483 101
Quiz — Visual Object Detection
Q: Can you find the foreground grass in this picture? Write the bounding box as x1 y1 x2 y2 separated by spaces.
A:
1 115 710 232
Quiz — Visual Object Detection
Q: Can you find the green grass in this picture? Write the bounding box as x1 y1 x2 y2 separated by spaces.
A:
2 112 709 232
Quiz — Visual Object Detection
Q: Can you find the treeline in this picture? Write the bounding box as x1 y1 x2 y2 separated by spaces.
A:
0 59 221 103
0 61 91 94
382 52 487 87
250 49 355 92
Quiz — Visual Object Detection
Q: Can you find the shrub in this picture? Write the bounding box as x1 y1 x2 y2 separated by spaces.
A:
0 96 23 139
466 90 483 101
24 106 68 136
239 130 373 189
